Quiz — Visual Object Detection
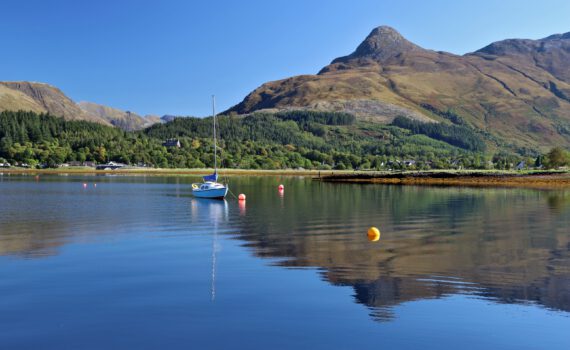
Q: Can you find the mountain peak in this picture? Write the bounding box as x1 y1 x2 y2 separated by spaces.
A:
367 25 405 41
332 26 423 64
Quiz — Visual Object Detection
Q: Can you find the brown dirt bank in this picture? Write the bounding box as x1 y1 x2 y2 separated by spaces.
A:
315 171 570 189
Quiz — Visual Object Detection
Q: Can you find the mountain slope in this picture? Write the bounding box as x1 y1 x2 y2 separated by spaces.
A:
0 81 159 130
78 101 159 131
0 84 48 115
0 81 110 125
228 26 570 151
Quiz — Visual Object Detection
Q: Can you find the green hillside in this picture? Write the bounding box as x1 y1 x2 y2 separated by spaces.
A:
0 110 534 170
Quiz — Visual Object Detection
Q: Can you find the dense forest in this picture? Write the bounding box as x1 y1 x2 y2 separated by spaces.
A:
391 116 486 152
0 109 561 170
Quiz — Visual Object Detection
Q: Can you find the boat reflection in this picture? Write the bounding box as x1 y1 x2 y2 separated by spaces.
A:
189 198 228 302
189 198 229 224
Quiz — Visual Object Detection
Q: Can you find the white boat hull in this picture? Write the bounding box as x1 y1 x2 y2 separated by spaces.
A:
192 184 228 199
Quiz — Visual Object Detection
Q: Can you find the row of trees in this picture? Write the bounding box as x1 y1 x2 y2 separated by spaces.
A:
1 110 568 170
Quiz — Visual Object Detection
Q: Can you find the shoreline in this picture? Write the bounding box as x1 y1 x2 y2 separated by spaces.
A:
0 167 339 176
2 168 570 188
315 170 570 189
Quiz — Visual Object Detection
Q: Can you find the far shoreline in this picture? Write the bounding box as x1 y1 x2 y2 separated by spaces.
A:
316 170 570 189
0 167 338 176
2 168 570 188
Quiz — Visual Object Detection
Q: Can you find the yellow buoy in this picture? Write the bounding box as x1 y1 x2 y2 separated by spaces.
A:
367 227 381 242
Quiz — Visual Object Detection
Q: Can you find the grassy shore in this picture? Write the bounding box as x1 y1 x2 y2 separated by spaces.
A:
0 167 340 176
315 170 570 188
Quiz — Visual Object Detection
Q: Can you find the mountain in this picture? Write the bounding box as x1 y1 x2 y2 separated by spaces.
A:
144 114 163 125
161 115 181 123
0 81 110 125
0 81 160 131
0 83 47 115
228 26 570 150
78 101 160 131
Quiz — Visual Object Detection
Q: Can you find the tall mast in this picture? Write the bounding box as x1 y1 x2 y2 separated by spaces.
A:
212 95 217 172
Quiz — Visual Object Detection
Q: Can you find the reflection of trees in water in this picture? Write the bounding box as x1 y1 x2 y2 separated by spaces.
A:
234 183 570 318
2 178 569 320
0 177 195 258
547 192 570 213
0 221 68 258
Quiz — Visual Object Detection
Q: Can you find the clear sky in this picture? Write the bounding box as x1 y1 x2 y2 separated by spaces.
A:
1 0 569 117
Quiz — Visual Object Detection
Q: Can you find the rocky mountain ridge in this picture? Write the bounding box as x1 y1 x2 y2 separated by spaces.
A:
0 81 160 130
228 26 570 150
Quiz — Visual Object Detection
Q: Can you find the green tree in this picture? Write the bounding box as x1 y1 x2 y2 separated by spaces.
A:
545 147 570 169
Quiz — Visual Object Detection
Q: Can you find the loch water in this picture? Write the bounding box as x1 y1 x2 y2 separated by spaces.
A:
0 174 569 349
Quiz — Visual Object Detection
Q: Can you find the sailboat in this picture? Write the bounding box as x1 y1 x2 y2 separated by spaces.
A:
191 96 229 199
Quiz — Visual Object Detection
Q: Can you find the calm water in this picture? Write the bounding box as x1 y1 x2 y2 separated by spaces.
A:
0 174 569 349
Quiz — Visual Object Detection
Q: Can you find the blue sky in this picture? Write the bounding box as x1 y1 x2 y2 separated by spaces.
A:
1 0 569 117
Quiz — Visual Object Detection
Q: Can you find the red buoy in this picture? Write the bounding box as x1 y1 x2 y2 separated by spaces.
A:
238 193 246 201
278 184 284 190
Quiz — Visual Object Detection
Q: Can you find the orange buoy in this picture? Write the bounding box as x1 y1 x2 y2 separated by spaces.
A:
238 193 246 201
367 227 381 242
278 184 284 190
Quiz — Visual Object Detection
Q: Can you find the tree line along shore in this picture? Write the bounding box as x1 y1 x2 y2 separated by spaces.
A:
1 110 569 172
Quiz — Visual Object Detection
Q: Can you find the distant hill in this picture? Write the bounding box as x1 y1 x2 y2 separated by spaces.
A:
144 115 163 125
160 115 181 123
78 101 160 131
0 81 110 125
227 26 570 151
0 81 161 130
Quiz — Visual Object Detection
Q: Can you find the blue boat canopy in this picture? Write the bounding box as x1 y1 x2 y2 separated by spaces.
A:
203 172 218 182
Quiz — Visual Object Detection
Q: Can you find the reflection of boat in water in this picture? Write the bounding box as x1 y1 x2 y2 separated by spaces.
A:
192 96 228 199
189 197 228 223
189 198 228 301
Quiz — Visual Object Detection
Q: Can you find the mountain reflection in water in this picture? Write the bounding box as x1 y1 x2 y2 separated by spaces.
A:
0 175 569 324
224 180 570 320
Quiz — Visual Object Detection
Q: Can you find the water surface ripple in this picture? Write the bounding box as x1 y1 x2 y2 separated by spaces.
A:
0 174 568 349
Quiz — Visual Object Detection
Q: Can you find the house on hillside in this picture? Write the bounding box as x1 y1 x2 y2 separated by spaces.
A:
163 139 181 148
